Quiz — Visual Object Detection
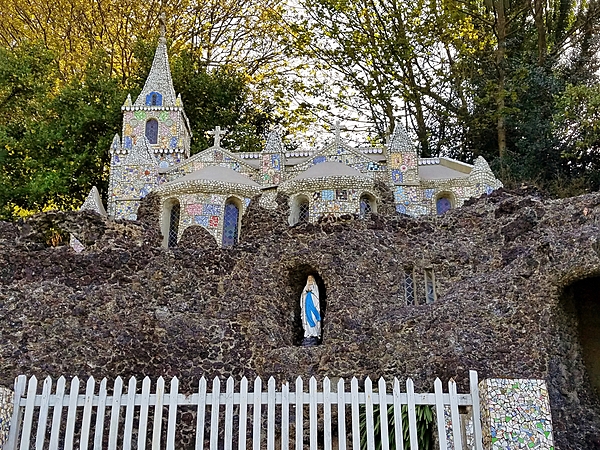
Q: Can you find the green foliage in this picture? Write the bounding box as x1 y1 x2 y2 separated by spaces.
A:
0 42 124 220
359 404 434 450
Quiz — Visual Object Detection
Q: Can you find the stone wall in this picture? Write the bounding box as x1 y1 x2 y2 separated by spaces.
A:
1 188 600 449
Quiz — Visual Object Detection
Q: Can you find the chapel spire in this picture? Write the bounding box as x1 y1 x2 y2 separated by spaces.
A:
133 13 177 107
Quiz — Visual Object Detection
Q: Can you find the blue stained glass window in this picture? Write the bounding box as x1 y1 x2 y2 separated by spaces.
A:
222 202 240 247
146 119 159 144
145 91 163 106
436 197 452 215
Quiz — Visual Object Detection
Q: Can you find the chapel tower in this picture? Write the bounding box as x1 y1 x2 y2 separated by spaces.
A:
107 14 192 219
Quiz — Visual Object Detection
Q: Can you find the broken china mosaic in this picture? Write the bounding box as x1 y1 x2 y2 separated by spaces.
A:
479 378 554 450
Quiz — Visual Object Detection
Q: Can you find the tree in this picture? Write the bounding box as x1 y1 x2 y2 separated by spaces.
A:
0 43 124 220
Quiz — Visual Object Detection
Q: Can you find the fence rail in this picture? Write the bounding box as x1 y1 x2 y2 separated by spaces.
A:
5 371 483 450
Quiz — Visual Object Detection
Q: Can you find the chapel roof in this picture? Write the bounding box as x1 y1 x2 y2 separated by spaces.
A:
163 165 261 187
418 158 472 181
291 161 370 181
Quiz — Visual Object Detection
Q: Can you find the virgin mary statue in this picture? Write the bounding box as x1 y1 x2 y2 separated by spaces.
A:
301 275 321 346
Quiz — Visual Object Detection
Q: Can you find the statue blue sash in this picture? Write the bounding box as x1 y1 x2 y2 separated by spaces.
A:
305 291 321 327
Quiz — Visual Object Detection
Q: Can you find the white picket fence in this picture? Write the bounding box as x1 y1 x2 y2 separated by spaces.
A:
5 371 483 450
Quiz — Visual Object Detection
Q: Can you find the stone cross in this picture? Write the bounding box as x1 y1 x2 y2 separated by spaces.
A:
208 126 227 147
334 120 341 143
159 13 166 39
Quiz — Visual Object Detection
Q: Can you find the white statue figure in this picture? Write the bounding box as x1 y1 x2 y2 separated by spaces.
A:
301 275 321 345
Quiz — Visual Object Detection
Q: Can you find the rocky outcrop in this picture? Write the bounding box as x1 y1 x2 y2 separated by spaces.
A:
1 188 600 449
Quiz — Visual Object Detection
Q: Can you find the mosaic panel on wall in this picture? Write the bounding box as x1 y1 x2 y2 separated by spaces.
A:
172 193 251 244
479 378 554 450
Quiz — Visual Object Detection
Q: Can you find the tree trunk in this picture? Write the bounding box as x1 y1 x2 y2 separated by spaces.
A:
496 0 507 159
533 0 547 66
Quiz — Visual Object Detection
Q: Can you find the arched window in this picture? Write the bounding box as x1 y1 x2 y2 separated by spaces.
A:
222 199 240 247
290 195 310 225
168 202 180 248
145 119 159 144
360 194 376 218
436 196 452 215
145 91 163 106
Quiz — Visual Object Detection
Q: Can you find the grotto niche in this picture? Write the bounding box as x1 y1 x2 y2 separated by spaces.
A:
566 276 600 395
287 264 327 346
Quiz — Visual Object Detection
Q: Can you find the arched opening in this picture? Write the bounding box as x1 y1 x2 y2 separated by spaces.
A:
288 265 327 346
222 197 241 247
289 195 310 225
564 276 600 394
145 119 159 144
360 193 377 218
436 193 454 215
161 198 180 248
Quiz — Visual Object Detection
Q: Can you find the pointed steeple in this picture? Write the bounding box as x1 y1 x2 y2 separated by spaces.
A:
134 13 177 107
264 128 284 153
388 124 413 153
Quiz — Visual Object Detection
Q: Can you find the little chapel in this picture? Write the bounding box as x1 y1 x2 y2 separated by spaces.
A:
97 30 503 248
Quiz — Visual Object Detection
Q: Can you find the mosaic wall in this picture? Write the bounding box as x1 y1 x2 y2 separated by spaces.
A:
109 158 161 220
479 378 554 450
389 151 419 185
260 153 282 185
0 386 13 447
164 193 252 245
122 109 190 164
311 189 361 216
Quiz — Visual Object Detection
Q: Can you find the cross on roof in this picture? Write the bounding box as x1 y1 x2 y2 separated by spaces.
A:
208 126 227 147
334 120 341 143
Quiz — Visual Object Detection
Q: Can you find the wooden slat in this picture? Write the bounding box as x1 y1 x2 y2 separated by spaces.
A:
35 376 53 450
433 378 447 450
64 377 81 450
224 377 235 450
337 379 346 450
210 377 221 450
6 375 27 450
406 378 418 450
378 378 389 450
49 376 66 450
80 377 95 450
252 377 262 450
294 377 302 450
123 377 137 450
350 377 360 450
108 377 123 450
238 377 248 450
469 370 484 450
281 382 289 450
19 375 38 450
267 377 276 450
392 378 404 450
92 378 108 450
195 377 207 450
166 377 179 450
152 377 165 450
448 379 463 450
364 378 375 450
309 377 317 450
323 377 332 450
138 377 151 450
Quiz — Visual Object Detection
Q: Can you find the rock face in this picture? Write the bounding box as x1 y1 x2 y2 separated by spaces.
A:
1 188 600 449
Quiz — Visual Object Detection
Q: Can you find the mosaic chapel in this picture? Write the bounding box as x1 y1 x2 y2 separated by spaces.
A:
95 31 503 248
